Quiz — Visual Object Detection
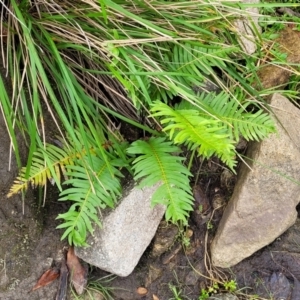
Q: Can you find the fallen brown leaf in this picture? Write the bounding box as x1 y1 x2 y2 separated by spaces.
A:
31 267 60 292
66 246 87 295
153 294 159 300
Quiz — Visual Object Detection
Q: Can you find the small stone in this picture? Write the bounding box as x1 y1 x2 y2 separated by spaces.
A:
42 257 53 269
211 188 225 210
220 169 236 191
75 182 166 276
268 272 291 300
137 287 148 296
185 229 193 238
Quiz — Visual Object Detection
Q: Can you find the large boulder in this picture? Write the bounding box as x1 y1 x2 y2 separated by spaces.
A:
75 183 166 277
211 93 300 268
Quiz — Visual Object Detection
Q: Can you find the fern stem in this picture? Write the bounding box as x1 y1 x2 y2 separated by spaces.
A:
187 149 196 172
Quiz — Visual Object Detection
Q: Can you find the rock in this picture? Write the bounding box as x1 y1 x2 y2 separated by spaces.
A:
257 26 300 90
208 294 238 300
75 183 166 277
136 287 148 296
268 272 291 300
211 93 300 268
234 0 261 55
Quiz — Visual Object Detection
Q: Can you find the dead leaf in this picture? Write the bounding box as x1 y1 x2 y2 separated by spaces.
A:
137 287 148 295
31 267 60 292
153 294 159 300
66 246 87 295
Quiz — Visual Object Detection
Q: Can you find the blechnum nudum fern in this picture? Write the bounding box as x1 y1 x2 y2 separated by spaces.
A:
3 0 277 246
8 91 276 246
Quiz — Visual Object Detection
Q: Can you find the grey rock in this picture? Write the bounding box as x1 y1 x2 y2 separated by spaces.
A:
234 0 261 55
211 93 300 268
75 183 166 277
268 272 291 300
208 294 238 300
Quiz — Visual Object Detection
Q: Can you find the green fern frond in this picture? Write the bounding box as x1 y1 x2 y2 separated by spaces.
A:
7 144 79 197
198 92 276 141
56 154 123 246
171 42 234 81
177 92 276 141
127 137 193 224
150 102 237 169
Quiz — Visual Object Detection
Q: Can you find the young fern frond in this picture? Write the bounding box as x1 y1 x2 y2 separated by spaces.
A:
57 154 123 246
150 102 237 170
127 137 193 224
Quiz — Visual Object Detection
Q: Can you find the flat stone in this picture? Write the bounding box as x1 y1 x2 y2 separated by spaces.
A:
75 183 166 277
234 0 260 55
211 93 300 268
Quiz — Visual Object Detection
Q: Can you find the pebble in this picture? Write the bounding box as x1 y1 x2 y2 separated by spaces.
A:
136 287 148 296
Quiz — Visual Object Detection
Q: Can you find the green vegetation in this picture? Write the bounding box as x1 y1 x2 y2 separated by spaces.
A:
0 0 283 246
71 274 116 300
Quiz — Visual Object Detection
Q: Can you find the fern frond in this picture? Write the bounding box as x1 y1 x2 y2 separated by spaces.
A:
198 92 276 141
171 42 234 81
127 137 193 224
150 102 237 169
7 144 77 197
57 154 123 246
